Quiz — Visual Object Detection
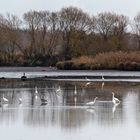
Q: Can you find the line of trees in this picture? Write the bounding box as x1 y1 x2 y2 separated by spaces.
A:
0 6 140 66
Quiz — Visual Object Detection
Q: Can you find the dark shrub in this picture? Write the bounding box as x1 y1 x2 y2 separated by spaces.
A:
56 62 64 69
56 61 74 70
90 64 101 70
117 62 124 70
63 61 73 70
71 64 79 70
136 63 140 70
124 62 137 71
78 63 90 70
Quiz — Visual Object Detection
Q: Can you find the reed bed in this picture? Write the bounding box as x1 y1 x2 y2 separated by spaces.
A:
56 51 140 70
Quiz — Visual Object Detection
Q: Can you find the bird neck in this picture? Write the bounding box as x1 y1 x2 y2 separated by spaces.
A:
94 97 97 102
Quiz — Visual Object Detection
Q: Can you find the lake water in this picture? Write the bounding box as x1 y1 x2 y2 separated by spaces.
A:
0 79 140 140
0 69 140 78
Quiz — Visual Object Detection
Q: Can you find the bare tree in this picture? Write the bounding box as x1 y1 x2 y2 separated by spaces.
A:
113 14 129 39
58 6 92 60
0 13 22 64
95 12 118 41
46 12 60 56
23 11 43 57
133 13 140 50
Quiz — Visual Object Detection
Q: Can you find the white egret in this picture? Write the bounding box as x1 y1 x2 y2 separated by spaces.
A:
74 96 77 106
101 75 105 89
74 85 77 95
86 97 98 106
85 77 90 81
85 77 91 87
35 86 38 94
2 95 8 103
18 97 22 104
35 94 38 100
34 87 39 100
56 86 61 93
112 92 120 104
102 75 104 80
112 102 119 113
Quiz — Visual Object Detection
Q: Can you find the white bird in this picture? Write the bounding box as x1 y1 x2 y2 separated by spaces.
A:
112 103 119 113
85 77 90 81
56 86 61 93
74 96 77 106
34 87 39 100
35 86 38 94
85 82 91 87
86 97 98 106
102 75 104 80
101 82 104 89
74 85 77 95
85 77 91 86
35 94 38 100
18 97 22 104
112 92 120 104
101 76 105 88
2 95 8 103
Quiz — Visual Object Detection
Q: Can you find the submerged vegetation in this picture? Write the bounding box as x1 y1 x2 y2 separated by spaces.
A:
0 7 140 69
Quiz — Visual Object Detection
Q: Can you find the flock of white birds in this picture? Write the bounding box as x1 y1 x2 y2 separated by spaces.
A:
0 75 120 108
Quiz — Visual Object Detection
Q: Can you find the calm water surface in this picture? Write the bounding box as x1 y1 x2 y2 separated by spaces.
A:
0 79 140 140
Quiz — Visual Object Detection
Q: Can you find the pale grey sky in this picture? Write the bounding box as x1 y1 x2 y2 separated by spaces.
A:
1 0 140 19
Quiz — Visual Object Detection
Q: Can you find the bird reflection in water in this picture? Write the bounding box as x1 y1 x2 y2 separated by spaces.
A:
74 96 77 106
101 75 105 90
74 84 77 96
18 97 22 104
40 94 48 106
85 77 91 87
2 95 8 104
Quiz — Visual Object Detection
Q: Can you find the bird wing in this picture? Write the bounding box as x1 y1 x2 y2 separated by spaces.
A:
85 82 91 87
3 97 8 102
114 97 120 103
56 88 60 92
19 98 22 102
86 101 94 105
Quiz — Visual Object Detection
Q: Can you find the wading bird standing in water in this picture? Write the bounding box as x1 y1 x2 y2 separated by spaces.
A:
112 92 120 105
86 97 98 106
18 97 22 104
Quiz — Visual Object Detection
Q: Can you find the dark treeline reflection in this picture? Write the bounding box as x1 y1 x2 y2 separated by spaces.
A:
0 80 140 129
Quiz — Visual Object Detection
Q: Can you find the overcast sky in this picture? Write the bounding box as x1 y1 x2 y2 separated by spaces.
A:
1 0 140 19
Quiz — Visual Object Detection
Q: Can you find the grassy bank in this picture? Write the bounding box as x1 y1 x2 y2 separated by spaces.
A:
56 51 140 70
